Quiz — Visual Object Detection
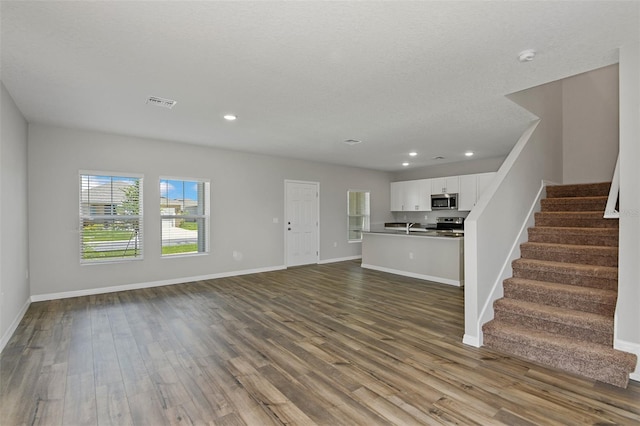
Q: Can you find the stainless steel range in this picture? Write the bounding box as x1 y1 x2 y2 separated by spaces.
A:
436 217 465 232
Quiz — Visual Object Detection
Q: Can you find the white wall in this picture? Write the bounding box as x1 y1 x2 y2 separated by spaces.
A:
616 41 640 379
562 65 619 184
0 82 30 350
464 78 564 346
27 124 393 298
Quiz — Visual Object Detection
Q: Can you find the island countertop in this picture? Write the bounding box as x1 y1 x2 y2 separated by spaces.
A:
364 229 464 238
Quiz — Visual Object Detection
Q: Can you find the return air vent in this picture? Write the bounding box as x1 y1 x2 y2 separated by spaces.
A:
146 96 177 109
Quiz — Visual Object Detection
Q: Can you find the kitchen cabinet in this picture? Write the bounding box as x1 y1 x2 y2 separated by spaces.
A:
390 179 431 211
392 173 495 212
458 172 496 211
477 172 496 198
390 181 405 211
458 175 477 211
431 176 460 194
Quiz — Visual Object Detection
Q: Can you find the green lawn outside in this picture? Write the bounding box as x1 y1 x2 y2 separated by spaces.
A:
83 228 137 242
162 244 198 255
179 222 198 231
82 246 140 260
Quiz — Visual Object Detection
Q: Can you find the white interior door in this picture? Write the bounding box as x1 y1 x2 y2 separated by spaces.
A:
285 181 319 267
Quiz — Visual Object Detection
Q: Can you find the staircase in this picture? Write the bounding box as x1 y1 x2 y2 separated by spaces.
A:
483 182 637 388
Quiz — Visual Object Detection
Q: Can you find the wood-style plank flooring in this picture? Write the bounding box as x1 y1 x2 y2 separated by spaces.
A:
1 260 639 425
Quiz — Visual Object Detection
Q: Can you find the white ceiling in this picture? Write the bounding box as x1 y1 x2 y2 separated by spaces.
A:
1 1 638 172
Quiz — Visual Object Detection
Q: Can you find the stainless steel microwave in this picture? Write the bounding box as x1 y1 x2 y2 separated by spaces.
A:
431 193 458 210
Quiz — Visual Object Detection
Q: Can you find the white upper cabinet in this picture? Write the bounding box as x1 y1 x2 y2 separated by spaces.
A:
458 172 497 211
477 172 496 199
431 176 460 194
390 179 431 211
390 181 404 211
392 173 496 212
458 174 477 211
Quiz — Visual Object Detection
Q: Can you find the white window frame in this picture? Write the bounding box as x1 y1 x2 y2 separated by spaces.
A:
347 189 370 243
79 171 144 264
160 176 210 257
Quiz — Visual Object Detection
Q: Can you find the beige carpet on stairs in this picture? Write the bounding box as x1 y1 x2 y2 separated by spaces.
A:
482 182 637 388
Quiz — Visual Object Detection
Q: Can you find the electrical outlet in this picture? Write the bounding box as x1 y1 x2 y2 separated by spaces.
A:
273 217 279 223
333 242 337 247
409 252 414 260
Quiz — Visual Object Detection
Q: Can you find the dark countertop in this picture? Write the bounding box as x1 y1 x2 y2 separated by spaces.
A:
364 229 464 238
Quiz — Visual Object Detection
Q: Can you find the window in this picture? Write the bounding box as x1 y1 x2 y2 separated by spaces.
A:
347 190 370 242
80 173 143 263
160 178 210 256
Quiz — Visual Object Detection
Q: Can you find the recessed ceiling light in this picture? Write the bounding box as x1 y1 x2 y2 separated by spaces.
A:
223 114 237 121
465 151 474 157
518 49 536 62
409 152 417 157
343 139 362 145
402 162 409 167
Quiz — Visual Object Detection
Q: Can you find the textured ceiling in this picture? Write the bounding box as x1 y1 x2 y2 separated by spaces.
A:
1 1 638 171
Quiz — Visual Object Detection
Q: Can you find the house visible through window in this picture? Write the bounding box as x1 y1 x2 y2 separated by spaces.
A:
160 178 210 256
80 173 143 263
348 190 370 242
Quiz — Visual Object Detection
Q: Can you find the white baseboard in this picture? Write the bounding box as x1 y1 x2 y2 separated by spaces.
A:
318 255 362 265
30 265 287 302
463 334 481 348
0 297 31 353
361 263 461 287
615 339 640 383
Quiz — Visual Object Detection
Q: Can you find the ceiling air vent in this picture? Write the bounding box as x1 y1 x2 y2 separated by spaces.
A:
343 139 362 146
146 96 177 109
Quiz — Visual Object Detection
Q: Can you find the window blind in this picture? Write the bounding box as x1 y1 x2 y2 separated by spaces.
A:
80 173 143 263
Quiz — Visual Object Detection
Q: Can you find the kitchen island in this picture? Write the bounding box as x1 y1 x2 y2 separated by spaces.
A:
361 230 464 286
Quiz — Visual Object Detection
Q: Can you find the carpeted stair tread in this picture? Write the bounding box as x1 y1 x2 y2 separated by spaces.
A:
541 196 608 212
512 258 617 290
484 181 635 388
534 211 619 228
482 321 637 388
528 227 618 247
493 298 613 345
546 182 612 198
503 277 617 316
520 242 618 267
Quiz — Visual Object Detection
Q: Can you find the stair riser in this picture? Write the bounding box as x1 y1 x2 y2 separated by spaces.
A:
546 183 611 198
511 266 617 290
535 216 619 228
527 230 618 247
520 247 618 267
541 199 607 212
493 311 613 346
503 285 616 316
483 333 631 388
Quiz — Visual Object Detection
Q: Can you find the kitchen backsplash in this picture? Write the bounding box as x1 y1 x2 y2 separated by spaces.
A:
392 209 469 225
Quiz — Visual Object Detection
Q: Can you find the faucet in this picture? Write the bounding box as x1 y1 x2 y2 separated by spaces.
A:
406 222 415 234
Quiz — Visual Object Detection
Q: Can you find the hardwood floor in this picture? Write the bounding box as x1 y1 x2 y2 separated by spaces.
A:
1 260 639 425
